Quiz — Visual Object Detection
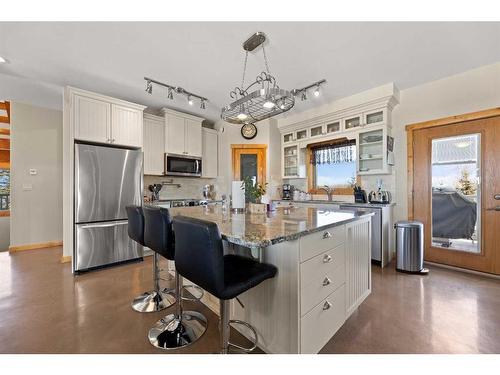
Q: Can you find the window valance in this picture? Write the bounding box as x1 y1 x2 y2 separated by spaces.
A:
310 139 356 165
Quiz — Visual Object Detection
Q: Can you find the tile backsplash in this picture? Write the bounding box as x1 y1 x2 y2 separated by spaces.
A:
144 175 219 200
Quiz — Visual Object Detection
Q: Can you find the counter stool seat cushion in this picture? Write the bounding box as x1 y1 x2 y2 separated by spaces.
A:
173 216 277 301
126 205 145 246
143 206 175 261
222 254 277 300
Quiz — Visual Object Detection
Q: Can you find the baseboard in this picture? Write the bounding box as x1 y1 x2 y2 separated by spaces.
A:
60 255 72 264
9 240 63 253
424 261 500 280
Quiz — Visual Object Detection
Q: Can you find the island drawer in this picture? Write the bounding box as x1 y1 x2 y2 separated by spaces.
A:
300 225 345 262
300 284 346 354
300 244 345 315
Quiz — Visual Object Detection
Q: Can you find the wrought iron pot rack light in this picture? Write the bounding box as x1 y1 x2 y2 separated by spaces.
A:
221 32 326 125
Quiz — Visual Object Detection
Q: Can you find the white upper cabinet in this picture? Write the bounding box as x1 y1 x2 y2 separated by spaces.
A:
202 128 218 178
111 104 143 147
143 114 165 175
73 94 111 143
70 87 146 148
163 108 204 157
185 119 202 157
165 113 186 155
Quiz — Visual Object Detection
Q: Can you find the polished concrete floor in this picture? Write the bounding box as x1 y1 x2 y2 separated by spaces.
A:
0 247 499 354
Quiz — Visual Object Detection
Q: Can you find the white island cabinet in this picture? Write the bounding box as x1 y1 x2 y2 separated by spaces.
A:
231 217 371 354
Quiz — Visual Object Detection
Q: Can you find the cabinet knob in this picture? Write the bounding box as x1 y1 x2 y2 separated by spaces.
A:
322 231 332 239
322 277 331 286
323 301 332 310
323 254 332 263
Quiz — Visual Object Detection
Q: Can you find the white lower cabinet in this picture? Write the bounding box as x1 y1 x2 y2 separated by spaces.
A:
231 216 371 353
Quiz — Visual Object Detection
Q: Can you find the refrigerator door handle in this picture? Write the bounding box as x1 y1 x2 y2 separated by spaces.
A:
77 220 128 229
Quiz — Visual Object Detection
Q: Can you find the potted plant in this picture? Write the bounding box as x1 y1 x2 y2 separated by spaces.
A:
241 177 268 214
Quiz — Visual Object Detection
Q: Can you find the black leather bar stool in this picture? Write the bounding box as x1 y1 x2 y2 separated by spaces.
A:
126 205 175 313
172 216 278 354
144 206 208 349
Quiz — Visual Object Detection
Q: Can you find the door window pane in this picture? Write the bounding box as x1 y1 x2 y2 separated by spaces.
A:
240 154 258 185
431 134 480 253
0 169 10 211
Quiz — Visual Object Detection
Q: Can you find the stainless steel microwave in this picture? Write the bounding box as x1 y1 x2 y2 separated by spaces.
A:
164 153 202 177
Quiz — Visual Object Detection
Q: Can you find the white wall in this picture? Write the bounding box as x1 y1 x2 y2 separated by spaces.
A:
391 62 500 222
10 102 63 247
215 118 282 200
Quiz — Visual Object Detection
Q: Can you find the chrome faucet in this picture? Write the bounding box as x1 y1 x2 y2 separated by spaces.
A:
320 185 334 201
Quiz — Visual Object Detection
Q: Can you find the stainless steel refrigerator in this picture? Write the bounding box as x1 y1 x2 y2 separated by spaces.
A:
74 143 143 272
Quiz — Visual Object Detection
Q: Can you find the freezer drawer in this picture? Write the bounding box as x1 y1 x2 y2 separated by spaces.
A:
74 220 142 272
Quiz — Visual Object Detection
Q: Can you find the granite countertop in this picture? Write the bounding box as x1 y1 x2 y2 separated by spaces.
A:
275 199 396 207
167 205 373 248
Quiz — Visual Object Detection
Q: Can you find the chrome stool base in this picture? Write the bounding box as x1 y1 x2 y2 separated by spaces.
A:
148 311 207 349
131 290 176 313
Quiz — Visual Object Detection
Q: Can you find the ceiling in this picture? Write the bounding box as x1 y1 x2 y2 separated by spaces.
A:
1 22 499 121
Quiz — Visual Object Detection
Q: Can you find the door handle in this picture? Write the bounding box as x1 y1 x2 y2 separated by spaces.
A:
322 231 332 239
486 207 500 211
323 301 332 310
323 254 332 263
322 277 331 286
495 194 500 200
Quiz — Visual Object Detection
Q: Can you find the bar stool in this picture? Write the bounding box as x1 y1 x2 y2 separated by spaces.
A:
144 206 208 349
172 216 278 354
126 205 175 312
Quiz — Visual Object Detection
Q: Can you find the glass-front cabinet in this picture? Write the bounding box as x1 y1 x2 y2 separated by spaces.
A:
310 125 324 138
282 144 306 178
356 125 393 175
325 121 341 135
344 115 361 130
363 108 386 127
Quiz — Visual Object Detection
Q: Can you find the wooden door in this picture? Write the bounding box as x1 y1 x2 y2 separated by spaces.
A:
73 94 110 143
412 116 500 274
232 145 267 186
184 118 202 157
111 104 142 147
165 114 185 155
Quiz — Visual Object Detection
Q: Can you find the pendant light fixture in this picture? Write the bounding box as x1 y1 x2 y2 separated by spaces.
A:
221 32 327 125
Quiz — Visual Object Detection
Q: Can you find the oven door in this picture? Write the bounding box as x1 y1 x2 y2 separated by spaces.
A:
164 153 202 177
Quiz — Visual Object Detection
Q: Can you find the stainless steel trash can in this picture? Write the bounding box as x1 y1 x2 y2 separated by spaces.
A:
394 221 429 274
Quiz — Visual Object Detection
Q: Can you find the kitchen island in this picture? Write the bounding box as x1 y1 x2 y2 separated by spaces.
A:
167 205 373 354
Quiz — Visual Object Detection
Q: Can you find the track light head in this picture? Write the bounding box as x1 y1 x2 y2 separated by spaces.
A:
167 88 174 100
200 99 206 109
188 96 193 106
301 90 307 101
313 85 320 97
145 80 153 94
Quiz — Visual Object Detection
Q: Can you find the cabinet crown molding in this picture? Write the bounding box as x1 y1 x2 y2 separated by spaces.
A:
278 94 398 134
161 107 205 123
65 86 147 111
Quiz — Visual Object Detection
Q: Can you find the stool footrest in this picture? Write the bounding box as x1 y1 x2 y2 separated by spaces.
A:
181 285 205 302
227 319 258 353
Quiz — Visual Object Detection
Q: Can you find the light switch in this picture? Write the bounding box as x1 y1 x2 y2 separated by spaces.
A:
22 184 33 191
29 168 37 175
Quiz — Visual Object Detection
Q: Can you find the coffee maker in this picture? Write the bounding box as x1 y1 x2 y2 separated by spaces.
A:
282 184 293 200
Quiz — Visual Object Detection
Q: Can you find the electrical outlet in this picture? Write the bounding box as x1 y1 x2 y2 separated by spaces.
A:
29 168 37 175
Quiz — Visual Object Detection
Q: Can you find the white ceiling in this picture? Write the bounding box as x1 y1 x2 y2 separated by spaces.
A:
1 22 499 121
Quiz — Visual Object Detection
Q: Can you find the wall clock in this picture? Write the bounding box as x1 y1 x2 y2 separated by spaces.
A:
241 123 258 140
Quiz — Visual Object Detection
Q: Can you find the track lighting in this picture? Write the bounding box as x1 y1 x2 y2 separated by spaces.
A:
313 85 320 97
145 80 153 94
301 91 307 101
143 77 208 109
